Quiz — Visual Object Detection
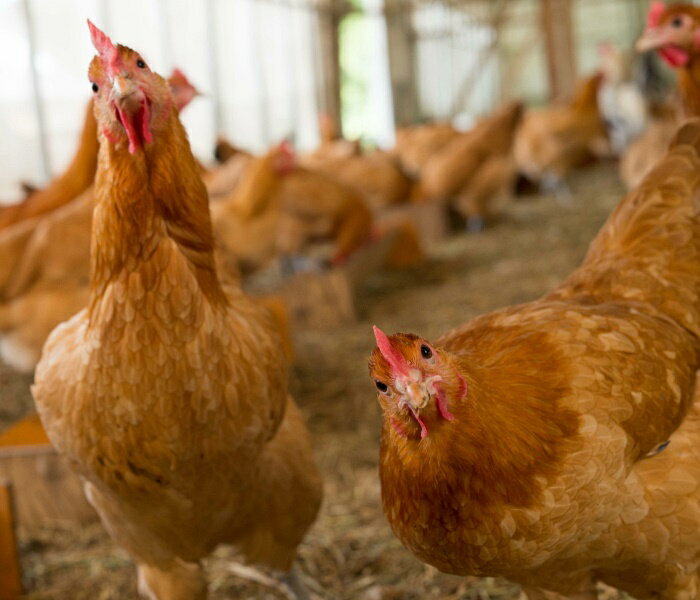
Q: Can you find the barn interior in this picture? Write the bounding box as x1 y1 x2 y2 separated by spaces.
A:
0 0 682 598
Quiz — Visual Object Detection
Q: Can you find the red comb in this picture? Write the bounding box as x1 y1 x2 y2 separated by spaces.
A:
275 140 296 175
87 19 121 76
647 1 666 28
373 326 410 377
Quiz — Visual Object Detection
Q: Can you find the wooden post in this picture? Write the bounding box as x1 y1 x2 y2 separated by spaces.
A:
0 481 22 600
384 0 420 125
541 0 576 101
315 1 347 139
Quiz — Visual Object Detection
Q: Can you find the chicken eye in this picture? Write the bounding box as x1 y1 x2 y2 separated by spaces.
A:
671 16 683 27
136 59 146 69
91 83 99 93
421 344 432 359
375 381 388 393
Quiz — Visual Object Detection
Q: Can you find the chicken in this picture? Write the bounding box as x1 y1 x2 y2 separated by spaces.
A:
393 122 460 177
620 3 700 191
204 151 253 201
0 281 89 373
32 23 321 599
0 70 200 232
514 73 610 199
637 2 700 118
0 73 202 371
0 215 42 300
214 142 372 269
368 118 700 598
300 151 412 211
0 191 92 371
420 101 524 230
274 163 373 266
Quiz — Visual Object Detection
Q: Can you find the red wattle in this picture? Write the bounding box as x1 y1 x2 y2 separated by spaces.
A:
115 102 152 154
659 45 689 67
405 404 428 439
435 388 455 422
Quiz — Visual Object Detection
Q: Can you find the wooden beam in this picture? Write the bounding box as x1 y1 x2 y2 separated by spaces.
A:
384 0 420 125
0 481 22 600
315 2 348 139
541 0 576 101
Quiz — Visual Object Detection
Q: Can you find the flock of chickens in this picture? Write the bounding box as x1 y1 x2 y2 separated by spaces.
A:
2 1 700 598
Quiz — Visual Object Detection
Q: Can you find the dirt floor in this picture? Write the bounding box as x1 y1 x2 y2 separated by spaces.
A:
1 163 630 599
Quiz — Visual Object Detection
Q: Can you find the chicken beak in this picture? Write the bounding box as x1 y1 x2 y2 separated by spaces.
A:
403 381 428 412
396 374 431 413
636 27 671 52
112 75 138 101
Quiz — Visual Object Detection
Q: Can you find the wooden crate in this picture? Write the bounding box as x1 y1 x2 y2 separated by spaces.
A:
0 414 96 530
0 481 22 600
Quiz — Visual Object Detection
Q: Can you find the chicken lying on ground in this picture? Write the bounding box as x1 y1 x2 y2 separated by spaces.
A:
514 73 610 201
368 117 700 598
393 122 459 177
300 151 411 211
32 23 322 599
420 101 523 231
0 70 199 231
214 142 372 271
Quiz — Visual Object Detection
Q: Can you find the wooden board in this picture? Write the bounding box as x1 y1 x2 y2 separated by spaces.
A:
0 415 96 530
277 226 408 330
0 481 22 600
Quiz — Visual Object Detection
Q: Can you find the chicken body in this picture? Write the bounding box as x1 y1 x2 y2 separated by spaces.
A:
369 119 700 598
32 29 320 599
514 74 609 191
420 102 523 228
300 151 411 211
393 123 460 177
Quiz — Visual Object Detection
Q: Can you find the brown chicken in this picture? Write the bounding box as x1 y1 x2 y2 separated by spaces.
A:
215 142 372 268
0 73 202 371
514 73 610 198
368 118 700 597
0 191 92 371
393 122 460 177
274 164 373 266
637 2 700 118
625 2 700 192
300 150 411 211
420 101 523 230
32 23 321 599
